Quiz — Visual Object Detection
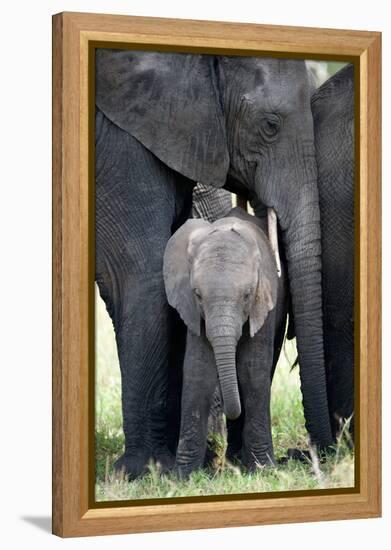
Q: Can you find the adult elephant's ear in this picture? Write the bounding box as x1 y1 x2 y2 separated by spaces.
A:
96 49 230 188
163 219 211 335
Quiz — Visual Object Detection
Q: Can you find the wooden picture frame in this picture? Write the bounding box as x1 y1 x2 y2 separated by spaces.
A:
52 11 381 537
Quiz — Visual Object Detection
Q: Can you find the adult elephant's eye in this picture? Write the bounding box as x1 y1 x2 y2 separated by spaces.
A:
260 114 281 142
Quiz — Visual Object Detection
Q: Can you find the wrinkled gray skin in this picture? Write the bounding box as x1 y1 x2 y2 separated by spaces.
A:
312 64 355 439
164 208 287 477
192 184 233 222
95 51 332 479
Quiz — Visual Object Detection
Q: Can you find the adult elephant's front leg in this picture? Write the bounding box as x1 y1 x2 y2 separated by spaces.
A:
236 319 276 471
113 274 175 478
95 108 193 478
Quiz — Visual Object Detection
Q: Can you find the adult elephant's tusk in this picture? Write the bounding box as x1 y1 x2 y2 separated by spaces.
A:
267 208 281 278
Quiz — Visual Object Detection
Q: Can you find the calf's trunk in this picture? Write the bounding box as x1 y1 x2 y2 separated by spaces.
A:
211 336 241 420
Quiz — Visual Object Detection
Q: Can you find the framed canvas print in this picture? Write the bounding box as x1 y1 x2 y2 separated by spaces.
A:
52 12 381 537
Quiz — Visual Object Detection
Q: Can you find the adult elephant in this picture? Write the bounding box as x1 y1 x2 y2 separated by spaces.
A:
95 50 333 478
312 64 355 440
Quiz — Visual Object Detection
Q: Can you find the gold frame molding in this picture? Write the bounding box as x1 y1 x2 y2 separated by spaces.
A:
52 11 381 537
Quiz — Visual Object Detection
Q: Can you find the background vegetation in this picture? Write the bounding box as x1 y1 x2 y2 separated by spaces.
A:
94 61 353 502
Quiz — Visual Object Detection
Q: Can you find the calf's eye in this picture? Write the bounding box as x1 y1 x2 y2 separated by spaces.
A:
243 290 251 301
193 288 202 300
260 114 281 142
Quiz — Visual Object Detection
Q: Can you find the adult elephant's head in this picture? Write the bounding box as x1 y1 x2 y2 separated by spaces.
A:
96 50 332 448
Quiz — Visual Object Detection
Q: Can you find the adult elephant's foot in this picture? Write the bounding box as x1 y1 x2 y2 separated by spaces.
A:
114 448 175 480
241 447 276 472
114 450 150 480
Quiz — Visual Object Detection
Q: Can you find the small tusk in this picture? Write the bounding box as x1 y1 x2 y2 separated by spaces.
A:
267 208 281 278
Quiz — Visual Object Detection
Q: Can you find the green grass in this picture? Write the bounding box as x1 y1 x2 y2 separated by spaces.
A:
95 448 354 501
95 281 354 501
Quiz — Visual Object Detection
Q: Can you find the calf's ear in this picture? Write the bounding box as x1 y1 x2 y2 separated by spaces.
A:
249 263 277 337
163 219 211 336
246 224 278 337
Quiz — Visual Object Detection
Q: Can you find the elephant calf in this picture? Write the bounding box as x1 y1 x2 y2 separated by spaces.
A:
163 207 286 477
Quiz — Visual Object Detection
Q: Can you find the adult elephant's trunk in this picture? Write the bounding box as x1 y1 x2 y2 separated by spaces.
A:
283 182 333 448
253 145 333 448
211 336 241 420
